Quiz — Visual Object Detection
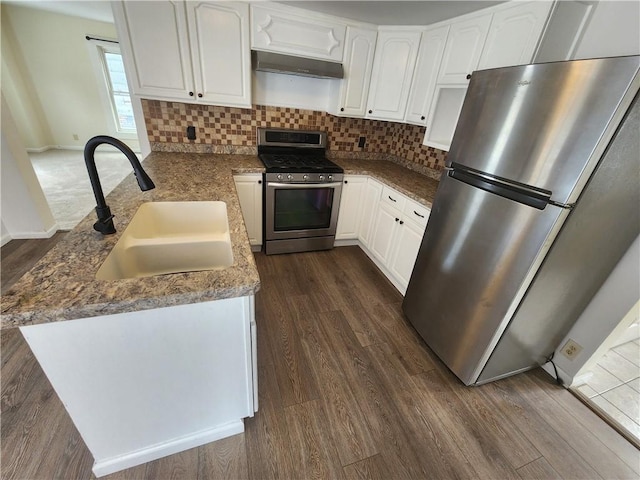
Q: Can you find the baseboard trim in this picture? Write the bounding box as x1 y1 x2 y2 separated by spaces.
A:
92 420 244 477
8 224 59 240
26 145 57 153
1 233 12 247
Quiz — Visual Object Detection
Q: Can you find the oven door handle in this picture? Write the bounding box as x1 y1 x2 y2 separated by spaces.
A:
267 182 343 189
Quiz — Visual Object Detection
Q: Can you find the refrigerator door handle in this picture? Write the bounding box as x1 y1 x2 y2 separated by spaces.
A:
448 166 552 210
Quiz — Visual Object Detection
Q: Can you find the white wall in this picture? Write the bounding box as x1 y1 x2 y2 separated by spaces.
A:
252 71 335 111
574 1 640 59
546 236 640 385
1 94 57 239
1 4 139 151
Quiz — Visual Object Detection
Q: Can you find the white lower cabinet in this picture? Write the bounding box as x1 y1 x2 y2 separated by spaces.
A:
345 179 429 294
388 216 426 291
336 175 367 240
234 174 263 248
370 201 401 265
357 178 383 248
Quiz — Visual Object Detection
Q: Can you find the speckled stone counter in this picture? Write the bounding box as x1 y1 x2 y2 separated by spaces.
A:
1 153 264 329
1 152 440 329
333 158 440 209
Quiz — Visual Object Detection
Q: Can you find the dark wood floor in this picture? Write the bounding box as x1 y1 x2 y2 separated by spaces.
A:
1 238 638 479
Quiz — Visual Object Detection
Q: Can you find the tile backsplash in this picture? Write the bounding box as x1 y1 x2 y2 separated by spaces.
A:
141 100 447 173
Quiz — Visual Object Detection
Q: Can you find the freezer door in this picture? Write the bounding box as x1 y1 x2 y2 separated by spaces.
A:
448 56 639 204
402 173 565 385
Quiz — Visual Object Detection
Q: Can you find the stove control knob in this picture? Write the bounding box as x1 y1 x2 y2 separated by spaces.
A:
319 175 325 181
277 174 283 180
303 174 309 180
287 174 293 180
328 175 333 181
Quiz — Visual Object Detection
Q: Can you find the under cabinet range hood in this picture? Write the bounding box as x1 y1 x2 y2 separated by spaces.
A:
251 50 344 79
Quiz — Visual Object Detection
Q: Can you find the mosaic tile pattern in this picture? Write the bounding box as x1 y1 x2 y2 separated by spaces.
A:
141 100 448 171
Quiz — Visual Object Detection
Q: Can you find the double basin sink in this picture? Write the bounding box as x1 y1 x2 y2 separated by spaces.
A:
96 202 234 280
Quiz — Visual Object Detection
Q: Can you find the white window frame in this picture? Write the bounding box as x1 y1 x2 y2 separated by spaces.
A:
86 36 137 139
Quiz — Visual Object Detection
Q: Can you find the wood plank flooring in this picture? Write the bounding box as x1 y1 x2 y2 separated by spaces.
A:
1 240 638 479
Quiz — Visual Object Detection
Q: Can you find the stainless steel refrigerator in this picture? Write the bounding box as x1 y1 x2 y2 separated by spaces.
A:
402 56 640 386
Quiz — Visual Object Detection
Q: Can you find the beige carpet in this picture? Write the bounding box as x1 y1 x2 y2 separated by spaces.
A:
30 149 142 230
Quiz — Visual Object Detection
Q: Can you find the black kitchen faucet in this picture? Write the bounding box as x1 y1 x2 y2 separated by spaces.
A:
84 135 155 235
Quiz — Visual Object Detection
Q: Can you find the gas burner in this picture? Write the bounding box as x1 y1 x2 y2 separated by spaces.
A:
257 127 344 175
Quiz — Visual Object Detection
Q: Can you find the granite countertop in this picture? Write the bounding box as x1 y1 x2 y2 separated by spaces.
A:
1 152 439 329
333 158 440 208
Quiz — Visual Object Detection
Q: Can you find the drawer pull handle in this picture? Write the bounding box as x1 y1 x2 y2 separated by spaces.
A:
413 211 425 218
388 195 396 202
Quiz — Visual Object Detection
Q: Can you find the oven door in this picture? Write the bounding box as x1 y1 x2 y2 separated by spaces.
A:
265 181 343 241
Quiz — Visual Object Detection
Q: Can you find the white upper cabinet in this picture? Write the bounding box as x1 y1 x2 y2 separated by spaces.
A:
405 24 450 125
186 2 251 106
334 26 378 117
478 1 552 70
438 14 492 84
113 1 251 107
251 4 346 61
115 1 193 99
366 30 422 121
423 1 553 151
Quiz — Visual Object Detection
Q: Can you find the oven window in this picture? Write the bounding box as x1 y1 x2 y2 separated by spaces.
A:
274 188 334 231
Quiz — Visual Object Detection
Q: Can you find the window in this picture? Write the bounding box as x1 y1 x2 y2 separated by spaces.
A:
98 47 136 133
87 36 137 136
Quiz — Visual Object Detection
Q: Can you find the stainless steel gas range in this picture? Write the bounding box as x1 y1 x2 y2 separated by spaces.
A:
258 128 344 255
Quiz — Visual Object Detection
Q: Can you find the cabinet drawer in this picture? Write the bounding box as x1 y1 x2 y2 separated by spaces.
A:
381 185 406 211
403 200 430 228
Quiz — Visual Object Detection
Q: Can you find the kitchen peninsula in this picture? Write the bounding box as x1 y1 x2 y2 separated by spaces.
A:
1 151 438 477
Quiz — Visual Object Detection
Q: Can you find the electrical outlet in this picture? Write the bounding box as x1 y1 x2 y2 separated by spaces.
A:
560 339 583 360
358 136 366 148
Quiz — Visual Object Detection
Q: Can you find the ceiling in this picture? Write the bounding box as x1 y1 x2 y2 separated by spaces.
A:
279 1 506 26
4 1 506 26
3 1 115 23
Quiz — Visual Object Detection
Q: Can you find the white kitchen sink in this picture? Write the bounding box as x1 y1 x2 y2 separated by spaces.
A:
96 202 234 280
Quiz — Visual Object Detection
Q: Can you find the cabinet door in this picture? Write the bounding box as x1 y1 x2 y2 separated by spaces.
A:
336 176 367 240
357 178 383 248
478 2 552 70
438 14 492 84
534 1 595 63
234 175 263 246
187 2 252 107
116 1 193 99
366 30 422 121
388 218 426 294
405 25 450 125
336 26 378 117
369 202 400 265
251 4 345 61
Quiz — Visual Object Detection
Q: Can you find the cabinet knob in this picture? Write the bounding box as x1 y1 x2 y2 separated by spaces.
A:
198 93 203 98
399 220 404 225
421 116 425 121
344 180 348 184
189 91 194 96
395 218 399 222
368 110 373 114
466 74 472 80
258 180 262 184
340 107 344 112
